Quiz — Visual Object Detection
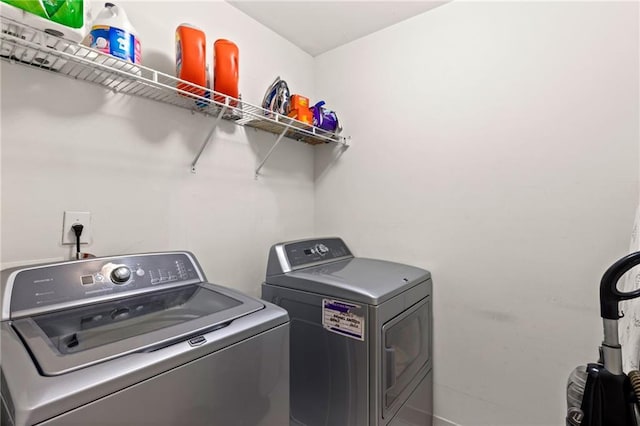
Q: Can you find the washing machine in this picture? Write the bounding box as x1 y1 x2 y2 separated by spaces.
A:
1 251 289 426
262 238 433 426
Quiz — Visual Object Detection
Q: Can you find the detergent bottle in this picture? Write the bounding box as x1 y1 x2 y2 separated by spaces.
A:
176 24 207 98
1 0 87 41
310 101 342 133
213 39 239 106
86 2 141 64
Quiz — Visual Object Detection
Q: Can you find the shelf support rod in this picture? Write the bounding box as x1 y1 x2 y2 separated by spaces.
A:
191 105 228 173
255 127 288 178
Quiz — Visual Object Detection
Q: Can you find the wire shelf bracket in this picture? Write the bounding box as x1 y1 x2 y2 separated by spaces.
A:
255 127 289 179
191 104 229 173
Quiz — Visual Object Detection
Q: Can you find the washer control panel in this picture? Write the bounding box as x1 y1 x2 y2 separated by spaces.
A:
8 252 202 317
284 238 352 269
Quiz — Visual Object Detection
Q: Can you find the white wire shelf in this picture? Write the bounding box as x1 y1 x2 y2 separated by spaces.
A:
0 16 349 176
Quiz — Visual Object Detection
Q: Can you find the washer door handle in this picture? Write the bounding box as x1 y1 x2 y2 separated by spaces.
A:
384 346 396 390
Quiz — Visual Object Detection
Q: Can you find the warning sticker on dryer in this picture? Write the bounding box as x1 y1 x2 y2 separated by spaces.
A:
322 299 365 341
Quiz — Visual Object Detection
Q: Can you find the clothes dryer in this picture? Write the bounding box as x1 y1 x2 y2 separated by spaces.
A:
262 238 433 426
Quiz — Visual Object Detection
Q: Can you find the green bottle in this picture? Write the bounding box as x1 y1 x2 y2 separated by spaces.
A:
2 0 84 29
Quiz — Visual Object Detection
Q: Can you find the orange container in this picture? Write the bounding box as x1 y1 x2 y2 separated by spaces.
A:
290 94 309 111
288 108 313 125
213 39 239 106
176 24 207 98
288 94 312 124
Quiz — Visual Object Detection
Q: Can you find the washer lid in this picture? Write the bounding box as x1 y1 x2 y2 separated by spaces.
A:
12 283 263 376
265 257 431 305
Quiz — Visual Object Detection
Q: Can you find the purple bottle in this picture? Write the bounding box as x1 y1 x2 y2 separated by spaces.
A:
311 101 341 133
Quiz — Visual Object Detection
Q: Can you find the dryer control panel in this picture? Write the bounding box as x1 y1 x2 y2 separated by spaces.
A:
267 238 353 275
4 252 203 319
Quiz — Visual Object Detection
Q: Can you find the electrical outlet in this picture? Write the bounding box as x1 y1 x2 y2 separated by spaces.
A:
62 211 92 245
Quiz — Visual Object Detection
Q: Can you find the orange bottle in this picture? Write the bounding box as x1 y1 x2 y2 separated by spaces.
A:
176 24 207 98
213 39 239 106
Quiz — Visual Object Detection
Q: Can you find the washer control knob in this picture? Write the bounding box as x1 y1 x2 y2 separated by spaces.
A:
111 266 131 284
315 244 329 256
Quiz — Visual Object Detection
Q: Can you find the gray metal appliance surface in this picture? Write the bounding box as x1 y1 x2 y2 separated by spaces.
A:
262 238 433 426
1 251 289 426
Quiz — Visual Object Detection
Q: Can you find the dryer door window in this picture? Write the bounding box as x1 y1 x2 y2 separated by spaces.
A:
382 297 431 417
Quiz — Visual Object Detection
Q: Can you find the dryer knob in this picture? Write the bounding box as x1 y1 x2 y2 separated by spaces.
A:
315 244 329 256
111 266 131 284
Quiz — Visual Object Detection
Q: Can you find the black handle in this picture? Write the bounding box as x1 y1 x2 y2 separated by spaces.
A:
600 251 640 319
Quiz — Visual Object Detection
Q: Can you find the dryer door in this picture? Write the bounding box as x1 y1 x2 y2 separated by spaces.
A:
381 297 431 418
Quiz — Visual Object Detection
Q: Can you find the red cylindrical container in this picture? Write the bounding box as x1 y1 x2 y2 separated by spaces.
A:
213 39 239 106
176 24 207 98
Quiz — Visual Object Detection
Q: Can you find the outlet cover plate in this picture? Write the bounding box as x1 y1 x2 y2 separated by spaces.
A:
62 211 92 245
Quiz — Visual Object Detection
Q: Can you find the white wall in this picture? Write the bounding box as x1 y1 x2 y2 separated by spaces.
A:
314 2 639 425
2 2 640 424
0 1 316 297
